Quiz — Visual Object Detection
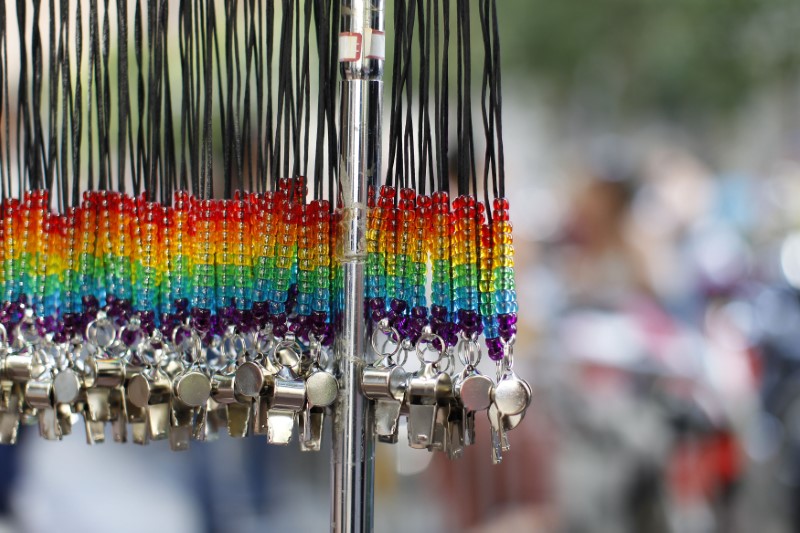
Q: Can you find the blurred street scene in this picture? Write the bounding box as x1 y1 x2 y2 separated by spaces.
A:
2 0 800 532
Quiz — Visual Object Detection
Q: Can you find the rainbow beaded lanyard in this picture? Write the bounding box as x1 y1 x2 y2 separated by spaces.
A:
0 0 529 459
365 0 518 363
358 0 529 463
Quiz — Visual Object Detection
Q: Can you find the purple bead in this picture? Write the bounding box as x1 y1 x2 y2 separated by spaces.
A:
412 317 428 332
175 298 190 311
105 305 124 321
193 314 211 333
237 310 254 333
311 311 327 327
273 323 288 337
271 313 287 327
192 307 211 320
395 316 409 337
63 313 78 329
161 323 177 342
457 309 469 323
390 298 408 314
431 305 447 320
219 306 234 321
41 315 58 334
411 306 427 319
497 313 517 327
139 312 156 333
320 324 334 347
445 333 458 347
297 325 310 341
486 337 504 361
368 298 385 311
499 324 517 340
120 327 143 347
171 311 187 326
6 302 23 323
209 317 225 337
370 309 386 323
431 337 445 352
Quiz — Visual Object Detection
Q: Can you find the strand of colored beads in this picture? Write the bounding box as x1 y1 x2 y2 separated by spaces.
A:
379 186 398 314
214 199 233 310
365 185 395 325
250 191 282 328
284 177 306 317
191 198 216 312
158 200 189 342
133 198 161 320
62 206 80 314
168 191 193 312
393 187 415 321
109 193 134 304
269 179 300 336
231 196 252 311
310 199 332 345
295 201 314 320
19 193 35 306
211 198 244 336
77 193 98 312
43 211 63 318
365 187 384 302
490 197 517 355
0 204 5 306
480 203 500 359
3 199 21 303
93 191 111 305
428 191 457 347
452 195 483 339
397 192 432 346
331 208 344 322
411 194 431 311
27 190 48 317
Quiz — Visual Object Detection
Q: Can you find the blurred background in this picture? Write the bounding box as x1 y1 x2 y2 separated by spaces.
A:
4 0 800 531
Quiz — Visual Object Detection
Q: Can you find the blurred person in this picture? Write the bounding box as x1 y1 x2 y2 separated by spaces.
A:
558 170 652 310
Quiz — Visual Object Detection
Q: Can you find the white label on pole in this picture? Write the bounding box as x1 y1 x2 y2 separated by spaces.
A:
338 32 362 62
367 30 385 60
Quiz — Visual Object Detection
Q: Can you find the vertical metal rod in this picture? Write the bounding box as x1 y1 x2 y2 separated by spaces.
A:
332 1 384 532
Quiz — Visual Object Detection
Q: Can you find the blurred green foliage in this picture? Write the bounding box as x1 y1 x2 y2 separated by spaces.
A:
382 0 800 118
495 0 800 116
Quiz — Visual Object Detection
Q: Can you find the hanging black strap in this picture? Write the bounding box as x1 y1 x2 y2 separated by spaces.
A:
71 0 83 206
0 0 10 199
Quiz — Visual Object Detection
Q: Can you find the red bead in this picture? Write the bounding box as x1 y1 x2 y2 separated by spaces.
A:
432 191 449 205
400 188 416 201
493 197 509 210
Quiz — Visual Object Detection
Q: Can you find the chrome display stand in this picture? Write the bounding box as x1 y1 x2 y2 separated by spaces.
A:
332 1 384 531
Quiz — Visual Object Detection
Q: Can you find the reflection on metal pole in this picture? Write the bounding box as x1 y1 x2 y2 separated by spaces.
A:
333 0 384 531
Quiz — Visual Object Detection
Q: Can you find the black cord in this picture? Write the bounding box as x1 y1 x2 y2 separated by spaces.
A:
491 0 505 198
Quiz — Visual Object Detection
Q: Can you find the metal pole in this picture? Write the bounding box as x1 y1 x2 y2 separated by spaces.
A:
332 0 384 532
